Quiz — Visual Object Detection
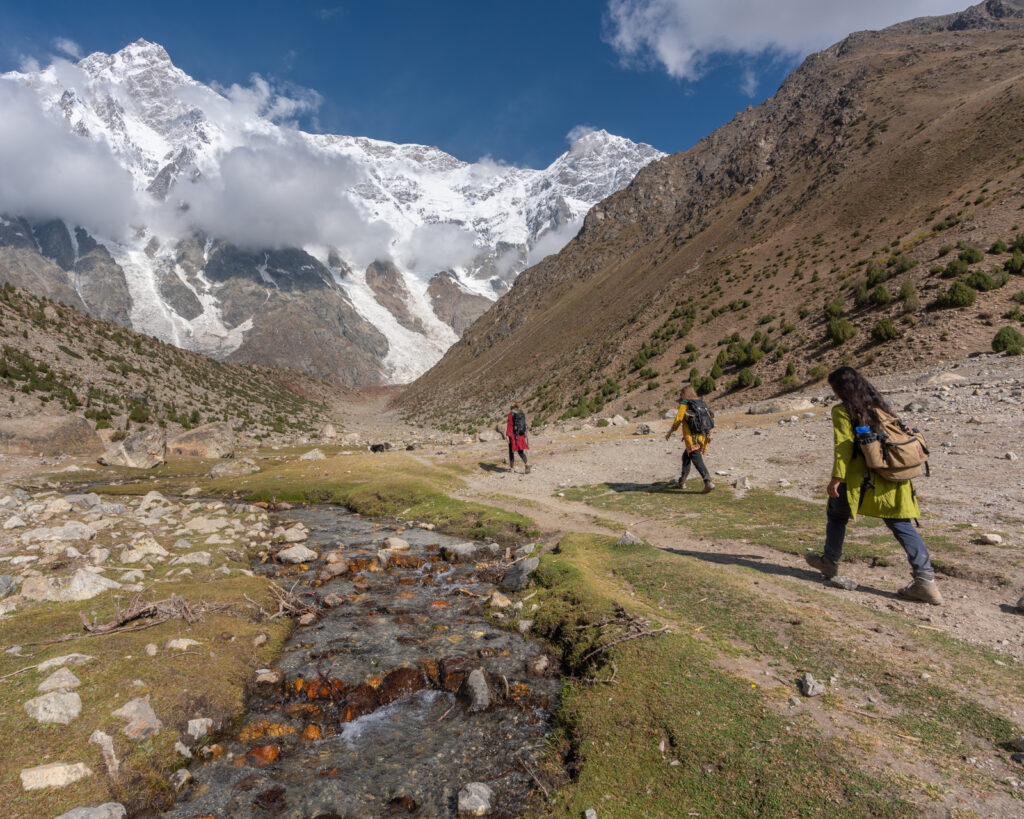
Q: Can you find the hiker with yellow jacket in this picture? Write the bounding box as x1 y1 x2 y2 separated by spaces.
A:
805 366 942 605
665 386 715 493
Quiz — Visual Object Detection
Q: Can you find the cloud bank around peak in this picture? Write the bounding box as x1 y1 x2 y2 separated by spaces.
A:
0 78 137 238
605 0 966 82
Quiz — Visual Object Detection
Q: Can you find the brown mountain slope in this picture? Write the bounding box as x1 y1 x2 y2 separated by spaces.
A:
398 0 1024 425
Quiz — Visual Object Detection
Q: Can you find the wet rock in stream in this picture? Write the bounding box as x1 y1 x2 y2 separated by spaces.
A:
161 506 559 819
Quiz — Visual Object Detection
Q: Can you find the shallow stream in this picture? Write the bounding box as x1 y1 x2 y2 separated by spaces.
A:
160 506 559 818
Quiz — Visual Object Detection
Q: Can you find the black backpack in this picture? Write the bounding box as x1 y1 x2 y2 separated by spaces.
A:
512 411 527 436
685 400 715 435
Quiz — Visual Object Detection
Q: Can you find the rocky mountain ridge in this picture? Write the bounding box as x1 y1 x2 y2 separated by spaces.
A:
399 0 1024 424
0 42 662 384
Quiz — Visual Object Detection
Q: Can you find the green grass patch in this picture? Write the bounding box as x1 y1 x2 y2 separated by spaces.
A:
531 534 914 817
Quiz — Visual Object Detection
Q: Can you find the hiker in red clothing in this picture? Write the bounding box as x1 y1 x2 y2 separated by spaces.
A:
504 402 530 473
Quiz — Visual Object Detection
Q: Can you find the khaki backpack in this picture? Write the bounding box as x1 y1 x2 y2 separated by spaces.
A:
855 408 930 483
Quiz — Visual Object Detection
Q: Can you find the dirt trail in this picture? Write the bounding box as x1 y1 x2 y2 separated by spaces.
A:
395 354 1024 664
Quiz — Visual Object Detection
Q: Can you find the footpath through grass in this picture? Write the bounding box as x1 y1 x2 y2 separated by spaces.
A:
559 481 972 565
527 533 1023 818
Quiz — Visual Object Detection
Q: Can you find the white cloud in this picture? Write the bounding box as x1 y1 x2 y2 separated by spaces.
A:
567 124 599 143
0 78 137 237
740 67 758 97
605 0 967 81
53 38 83 60
169 132 393 266
190 74 323 127
527 219 584 266
396 222 481 276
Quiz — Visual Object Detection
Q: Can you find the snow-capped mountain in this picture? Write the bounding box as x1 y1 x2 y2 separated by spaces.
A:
0 40 664 383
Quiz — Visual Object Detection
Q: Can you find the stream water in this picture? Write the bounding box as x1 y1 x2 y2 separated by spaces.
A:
160 506 560 818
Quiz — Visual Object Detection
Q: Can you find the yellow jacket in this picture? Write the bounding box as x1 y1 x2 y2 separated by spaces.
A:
670 401 711 453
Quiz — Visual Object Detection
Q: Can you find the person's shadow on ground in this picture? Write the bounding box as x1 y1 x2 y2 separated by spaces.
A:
478 462 507 473
666 547 905 602
607 481 710 495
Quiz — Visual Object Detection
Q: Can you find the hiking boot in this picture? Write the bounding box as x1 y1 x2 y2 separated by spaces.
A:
525 464 531 474
897 577 943 606
805 552 839 579
702 480 715 494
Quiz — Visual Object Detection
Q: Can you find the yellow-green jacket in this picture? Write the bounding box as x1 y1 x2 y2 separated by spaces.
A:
832 404 921 520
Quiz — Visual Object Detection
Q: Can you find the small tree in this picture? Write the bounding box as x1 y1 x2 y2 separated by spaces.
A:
869 285 892 305
734 368 756 388
695 376 717 396
872 320 900 342
958 245 984 264
1005 249 1024 276
826 318 857 345
992 326 1024 355
964 270 998 292
823 298 844 319
936 280 977 308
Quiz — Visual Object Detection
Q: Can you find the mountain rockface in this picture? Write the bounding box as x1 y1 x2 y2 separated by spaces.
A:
0 42 663 384
399 0 1024 423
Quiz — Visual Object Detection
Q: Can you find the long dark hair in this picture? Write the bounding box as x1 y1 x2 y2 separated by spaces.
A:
827 366 891 429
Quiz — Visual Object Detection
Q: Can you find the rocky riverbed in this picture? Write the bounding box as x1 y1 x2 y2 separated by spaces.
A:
162 506 558 818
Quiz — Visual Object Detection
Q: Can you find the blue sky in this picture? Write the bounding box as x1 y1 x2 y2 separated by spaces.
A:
0 0 966 168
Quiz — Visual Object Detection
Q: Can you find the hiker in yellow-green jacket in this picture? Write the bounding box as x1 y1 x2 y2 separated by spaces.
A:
805 366 942 605
665 385 715 493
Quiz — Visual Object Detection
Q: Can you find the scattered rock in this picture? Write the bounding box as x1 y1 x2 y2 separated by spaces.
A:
748 398 813 414
98 427 166 469
277 544 317 564
977 533 1003 545
298 448 326 461
187 717 214 740
21 569 121 602
38 667 82 692
489 592 513 609
0 574 18 598
169 551 212 566
3 515 26 530
733 476 752 490
382 536 410 551
54 803 126 819
247 744 281 767
457 668 491 712
634 423 652 435
24 690 82 724
89 729 120 779
1016 595 1024 613
458 782 493 816
112 695 163 740
499 557 540 592
1007 452 1019 462
166 638 201 651
167 422 235 459
37 653 94 672
209 458 260 479
145 643 158 657
829 576 858 591
798 672 826 697
0 414 102 456
443 542 486 563
615 531 644 547
20 761 93 790
169 768 193 792
21 520 96 543
121 537 169 563
282 526 309 543
318 560 349 581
